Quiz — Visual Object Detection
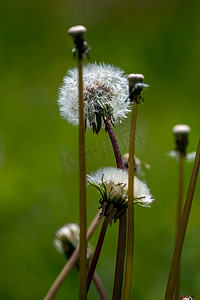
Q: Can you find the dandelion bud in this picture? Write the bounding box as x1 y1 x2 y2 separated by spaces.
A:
54 223 93 262
173 124 191 155
68 25 87 37
67 25 88 59
128 73 148 103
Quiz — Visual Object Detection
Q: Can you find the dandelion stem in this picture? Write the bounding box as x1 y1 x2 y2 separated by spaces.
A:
173 152 184 300
164 139 200 300
77 57 87 300
112 211 127 300
87 217 109 293
43 211 101 300
104 115 127 300
122 103 138 300
93 272 109 300
104 117 123 169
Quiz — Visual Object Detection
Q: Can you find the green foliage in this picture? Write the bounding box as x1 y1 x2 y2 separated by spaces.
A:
0 0 200 299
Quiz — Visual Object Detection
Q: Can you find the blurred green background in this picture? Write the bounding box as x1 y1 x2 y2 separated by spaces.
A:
1 0 200 299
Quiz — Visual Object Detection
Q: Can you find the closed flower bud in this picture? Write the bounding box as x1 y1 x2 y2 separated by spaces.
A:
128 73 149 103
173 124 191 155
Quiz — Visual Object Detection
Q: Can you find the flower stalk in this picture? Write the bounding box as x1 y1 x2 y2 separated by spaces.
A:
68 25 88 300
87 217 109 292
104 117 123 169
112 211 127 300
122 102 137 300
43 211 101 300
173 152 184 300
164 138 200 300
172 124 191 299
122 73 146 300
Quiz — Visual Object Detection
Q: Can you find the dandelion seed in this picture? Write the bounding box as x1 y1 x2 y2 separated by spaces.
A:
58 63 130 133
87 167 154 224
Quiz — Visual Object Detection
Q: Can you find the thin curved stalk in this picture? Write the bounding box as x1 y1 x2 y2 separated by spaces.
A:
43 211 101 300
93 272 109 300
164 139 200 300
122 103 138 300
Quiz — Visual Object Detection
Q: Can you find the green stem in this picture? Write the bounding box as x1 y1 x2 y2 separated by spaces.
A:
173 153 184 300
164 139 200 300
78 57 87 300
112 212 127 300
43 212 101 300
87 218 109 293
122 103 138 300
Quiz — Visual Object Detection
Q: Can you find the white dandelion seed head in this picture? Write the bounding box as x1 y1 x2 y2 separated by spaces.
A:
87 167 154 207
54 223 80 254
58 63 130 133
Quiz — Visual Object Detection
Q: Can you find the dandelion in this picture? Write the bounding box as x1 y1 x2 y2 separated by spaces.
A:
54 223 93 262
54 223 109 300
58 63 130 134
87 167 154 224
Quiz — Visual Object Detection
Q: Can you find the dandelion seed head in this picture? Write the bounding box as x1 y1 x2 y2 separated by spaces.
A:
87 167 154 207
58 63 130 133
54 223 80 254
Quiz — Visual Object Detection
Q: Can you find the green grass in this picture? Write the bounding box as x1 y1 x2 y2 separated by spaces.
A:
1 0 200 299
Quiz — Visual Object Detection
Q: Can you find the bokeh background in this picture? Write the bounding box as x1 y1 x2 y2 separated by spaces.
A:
1 0 200 299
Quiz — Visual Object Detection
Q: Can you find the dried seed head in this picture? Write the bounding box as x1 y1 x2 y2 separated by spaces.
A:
128 73 148 103
54 223 93 262
172 124 191 155
122 153 141 173
67 25 88 59
68 25 87 37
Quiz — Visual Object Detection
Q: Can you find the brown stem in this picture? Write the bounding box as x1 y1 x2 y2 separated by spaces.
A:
87 218 109 293
43 212 101 300
104 117 123 169
122 103 138 300
164 139 200 300
173 153 184 300
93 272 109 300
112 212 127 300
77 57 87 300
